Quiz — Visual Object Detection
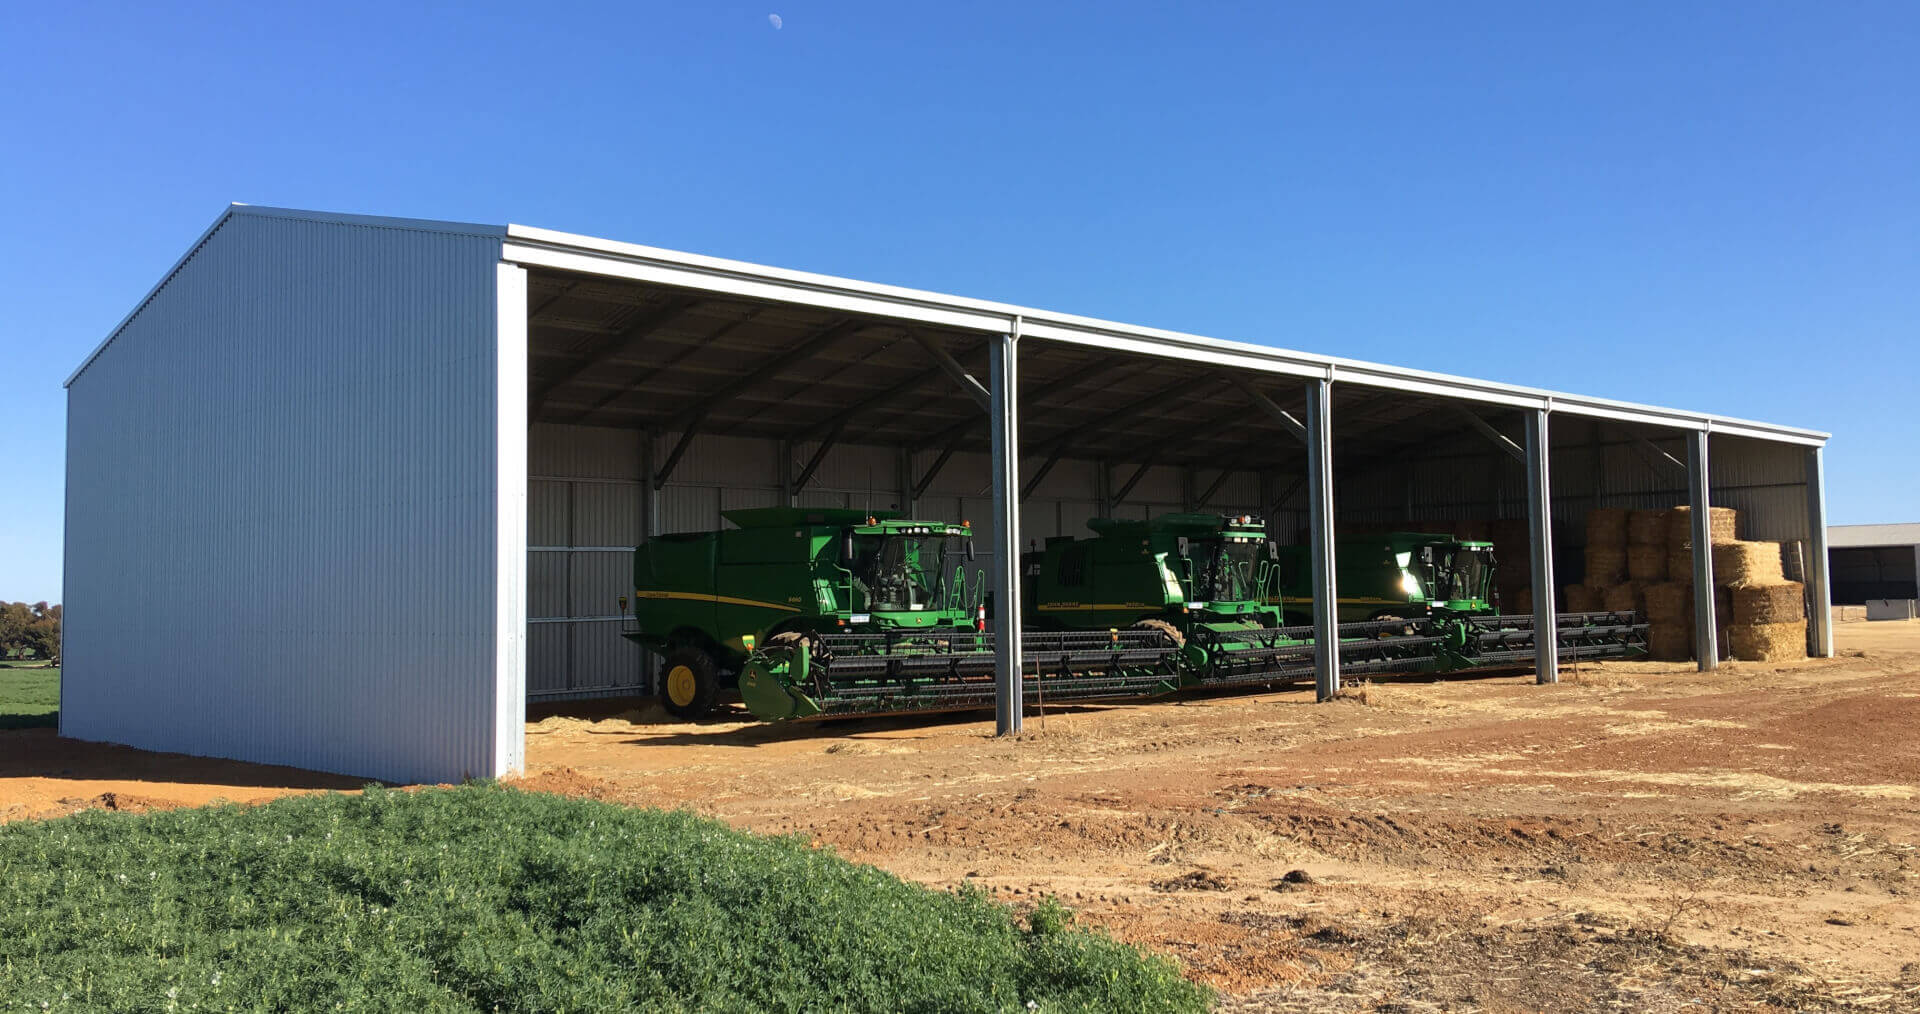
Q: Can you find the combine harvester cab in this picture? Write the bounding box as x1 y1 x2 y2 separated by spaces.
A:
622 508 980 720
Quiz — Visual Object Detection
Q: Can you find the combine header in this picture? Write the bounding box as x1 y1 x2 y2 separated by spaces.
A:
622 511 1647 723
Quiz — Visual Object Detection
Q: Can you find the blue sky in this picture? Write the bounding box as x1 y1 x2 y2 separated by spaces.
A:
2 2 1914 603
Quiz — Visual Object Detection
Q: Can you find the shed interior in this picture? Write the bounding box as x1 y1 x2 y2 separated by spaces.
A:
520 267 1817 702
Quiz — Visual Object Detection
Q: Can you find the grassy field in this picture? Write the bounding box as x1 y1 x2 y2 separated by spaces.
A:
0 663 56 730
0 783 1209 1012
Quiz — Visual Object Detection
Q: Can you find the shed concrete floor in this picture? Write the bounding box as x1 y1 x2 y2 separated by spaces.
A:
4 625 1917 1008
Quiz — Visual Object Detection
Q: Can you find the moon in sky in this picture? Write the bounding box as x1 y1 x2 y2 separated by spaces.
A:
768 13 782 29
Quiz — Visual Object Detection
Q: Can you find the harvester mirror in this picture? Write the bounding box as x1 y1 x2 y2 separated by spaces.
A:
1266 542 1279 561
1176 537 1190 556
966 540 976 561
842 531 856 561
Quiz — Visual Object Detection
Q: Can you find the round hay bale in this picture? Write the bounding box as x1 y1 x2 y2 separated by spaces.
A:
1728 620 1807 662
1585 508 1629 547
1647 623 1693 662
1585 545 1627 585
1563 584 1602 613
1668 506 1739 547
1627 509 1669 546
1712 541 1785 588
1643 582 1692 621
1602 582 1642 613
1627 544 1667 582
1733 582 1805 625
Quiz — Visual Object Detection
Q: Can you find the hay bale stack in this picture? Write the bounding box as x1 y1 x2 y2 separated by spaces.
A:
1647 624 1694 662
1733 582 1805 625
1512 586 1533 614
1712 541 1785 588
1585 545 1627 585
1668 506 1739 547
1627 543 1668 582
1586 508 1629 547
1602 582 1643 613
1667 546 1696 583
1628 509 1670 546
1644 582 1692 623
1729 621 1807 662
1563 585 1603 613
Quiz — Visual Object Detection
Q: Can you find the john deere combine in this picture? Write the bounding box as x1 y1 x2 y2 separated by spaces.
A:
621 508 1176 720
623 511 1647 723
1276 532 1499 625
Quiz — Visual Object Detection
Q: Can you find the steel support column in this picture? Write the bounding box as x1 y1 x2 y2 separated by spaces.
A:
1304 378 1339 701
1687 431 1718 669
988 325 1023 735
1805 446 1834 658
1524 408 1559 683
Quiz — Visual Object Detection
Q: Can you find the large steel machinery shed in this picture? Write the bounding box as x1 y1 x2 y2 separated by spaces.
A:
62 206 1833 783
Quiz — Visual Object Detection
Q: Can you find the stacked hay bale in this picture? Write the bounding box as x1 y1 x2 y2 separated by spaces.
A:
1571 508 1627 615
1666 506 1737 582
1718 540 1805 662
1643 582 1693 661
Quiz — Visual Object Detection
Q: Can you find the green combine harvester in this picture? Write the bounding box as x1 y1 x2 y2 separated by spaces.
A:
621 508 1177 720
622 511 1649 723
1275 532 1499 625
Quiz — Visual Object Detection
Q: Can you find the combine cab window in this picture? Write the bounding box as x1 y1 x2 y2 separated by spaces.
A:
1424 545 1494 602
846 534 968 611
1190 537 1263 603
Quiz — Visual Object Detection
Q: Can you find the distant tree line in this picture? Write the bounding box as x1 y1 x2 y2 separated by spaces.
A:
0 603 59 662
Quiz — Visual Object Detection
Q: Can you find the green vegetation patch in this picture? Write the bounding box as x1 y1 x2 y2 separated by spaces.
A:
0 784 1208 1012
0 665 56 730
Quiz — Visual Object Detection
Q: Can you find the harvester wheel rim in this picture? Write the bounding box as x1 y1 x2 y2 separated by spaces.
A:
665 664 698 708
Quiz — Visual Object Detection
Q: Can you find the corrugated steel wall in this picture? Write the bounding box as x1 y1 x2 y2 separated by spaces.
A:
63 209 509 784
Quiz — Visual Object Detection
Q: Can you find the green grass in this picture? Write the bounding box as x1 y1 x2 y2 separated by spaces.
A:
0 784 1209 1012
0 664 56 730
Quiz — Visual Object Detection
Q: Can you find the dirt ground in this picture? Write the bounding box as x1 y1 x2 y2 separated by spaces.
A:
6 624 1920 1010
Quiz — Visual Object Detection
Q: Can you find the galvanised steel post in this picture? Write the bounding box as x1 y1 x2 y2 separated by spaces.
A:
1524 407 1559 683
1305 377 1340 701
989 322 1023 735
1805 446 1834 658
1688 430 1719 670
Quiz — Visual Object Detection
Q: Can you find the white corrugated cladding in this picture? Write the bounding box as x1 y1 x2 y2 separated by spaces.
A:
63 207 515 783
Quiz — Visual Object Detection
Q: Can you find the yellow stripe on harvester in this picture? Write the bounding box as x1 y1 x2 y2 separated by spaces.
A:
631 590 802 613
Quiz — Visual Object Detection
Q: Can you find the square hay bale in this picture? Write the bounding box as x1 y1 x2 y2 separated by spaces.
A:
1712 541 1785 587
1667 547 1696 582
1728 620 1807 662
1602 582 1643 613
1733 582 1805 625
1647 623 1693 662
1585 508 1629 547
1644 582 1692 622
1563 584 1603 613
1511 586 1533 613
1667 505 1739 547
1627 509 1670 546
1627 543 1668 582
1584 545 1627 585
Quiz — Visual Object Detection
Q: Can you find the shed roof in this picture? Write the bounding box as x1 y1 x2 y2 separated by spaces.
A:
1827 524 1920 549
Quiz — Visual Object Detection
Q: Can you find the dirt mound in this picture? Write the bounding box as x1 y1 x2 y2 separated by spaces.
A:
504 766 618 801
55 791 181 814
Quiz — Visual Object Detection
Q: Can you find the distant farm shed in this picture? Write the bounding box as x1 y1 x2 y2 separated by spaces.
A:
62 205 1833 783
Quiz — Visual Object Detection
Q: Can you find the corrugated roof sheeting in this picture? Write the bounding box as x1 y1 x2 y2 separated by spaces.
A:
62 209 509 784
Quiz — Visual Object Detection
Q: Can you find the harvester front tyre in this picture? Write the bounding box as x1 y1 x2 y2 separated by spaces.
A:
1131 618 1186 649
660 647 720 720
